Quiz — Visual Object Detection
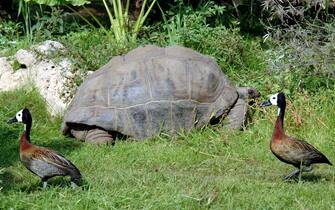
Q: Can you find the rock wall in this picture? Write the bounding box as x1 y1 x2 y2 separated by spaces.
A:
0 40 78 116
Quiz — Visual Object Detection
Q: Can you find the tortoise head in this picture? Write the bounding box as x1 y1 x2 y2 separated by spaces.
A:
236 87 260 100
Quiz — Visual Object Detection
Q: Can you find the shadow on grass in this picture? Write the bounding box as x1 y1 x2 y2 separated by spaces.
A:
284 174 325 183
17 177 90 193
0 127 21 167
0 170 19 192
301 174 326 182
15 174 91 193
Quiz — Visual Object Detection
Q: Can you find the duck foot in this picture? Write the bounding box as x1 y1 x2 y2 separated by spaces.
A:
71 181 78 189
283 169 300 181
42 181 48 189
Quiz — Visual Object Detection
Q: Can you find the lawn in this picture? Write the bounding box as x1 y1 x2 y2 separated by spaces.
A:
0 87 334 209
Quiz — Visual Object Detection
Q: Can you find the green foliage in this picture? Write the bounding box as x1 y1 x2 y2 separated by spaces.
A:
14 0 89 45
264 21 335 93
97 0 157 45
11 59 22 71
262 0 335 26
0 21 23 52
17 0 33 43
23 0 89 6
32 7 72 40
155 1 226 45
0 88 50 123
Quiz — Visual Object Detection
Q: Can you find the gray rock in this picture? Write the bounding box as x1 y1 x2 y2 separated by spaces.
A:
0 41 77 116
15 49 36 67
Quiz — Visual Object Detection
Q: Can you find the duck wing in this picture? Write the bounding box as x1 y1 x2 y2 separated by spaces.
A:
287 136 332 166
21 147 81 179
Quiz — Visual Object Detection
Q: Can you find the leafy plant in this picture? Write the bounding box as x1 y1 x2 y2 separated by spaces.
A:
262 0 335 26
24 0 89 6
264 21 335 93
15 0 89 44
155 1 226 45
17 0 34 43
0 20 22 51
99 0 157 45
32 7 67 40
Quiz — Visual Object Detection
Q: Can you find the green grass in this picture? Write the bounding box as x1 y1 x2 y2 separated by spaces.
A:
0 87 335 209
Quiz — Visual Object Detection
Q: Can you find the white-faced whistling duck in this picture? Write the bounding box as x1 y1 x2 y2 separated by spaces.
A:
8 108 82 189
260 92 332 180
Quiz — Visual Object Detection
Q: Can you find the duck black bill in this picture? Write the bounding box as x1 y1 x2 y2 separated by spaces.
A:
7 117 18 124
260 100 272 107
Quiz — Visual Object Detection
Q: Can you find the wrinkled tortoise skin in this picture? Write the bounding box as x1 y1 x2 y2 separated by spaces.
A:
62 45 239 140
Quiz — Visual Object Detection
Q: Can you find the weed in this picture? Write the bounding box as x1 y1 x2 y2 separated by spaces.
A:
0 20 23 53
11 59 22 71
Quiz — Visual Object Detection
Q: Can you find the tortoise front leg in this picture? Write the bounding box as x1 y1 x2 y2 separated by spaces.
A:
71 128 114 145
226 98 247 129
226 87 260 129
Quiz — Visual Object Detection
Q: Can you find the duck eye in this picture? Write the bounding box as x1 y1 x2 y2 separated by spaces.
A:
272 97 276 99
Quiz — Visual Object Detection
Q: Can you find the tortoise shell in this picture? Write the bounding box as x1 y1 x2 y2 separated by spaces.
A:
62 45 238 139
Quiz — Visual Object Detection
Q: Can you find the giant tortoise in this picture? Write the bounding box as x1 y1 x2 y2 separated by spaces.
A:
61 45 259 145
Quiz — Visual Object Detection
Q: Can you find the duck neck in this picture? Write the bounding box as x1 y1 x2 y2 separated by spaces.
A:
272 105 285 139
20 122 32 150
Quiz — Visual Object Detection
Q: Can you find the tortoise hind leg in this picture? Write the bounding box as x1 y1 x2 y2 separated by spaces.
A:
71 128 114 145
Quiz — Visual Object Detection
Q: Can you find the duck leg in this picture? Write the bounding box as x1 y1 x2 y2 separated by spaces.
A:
283 169 300 180
70 177 81 189
42 180 48 189
41 176 51 189
303 165 313 173
70 181 78 189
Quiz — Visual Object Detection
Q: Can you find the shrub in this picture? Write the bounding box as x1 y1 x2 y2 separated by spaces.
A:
264 20 335 93
0 20 23 52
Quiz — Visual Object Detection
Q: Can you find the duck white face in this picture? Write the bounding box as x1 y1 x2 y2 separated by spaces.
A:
8 108 32 131
260 92 286 116
260 93 278 107
15 109 24 122
269 93 279 106
8 109 24 124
